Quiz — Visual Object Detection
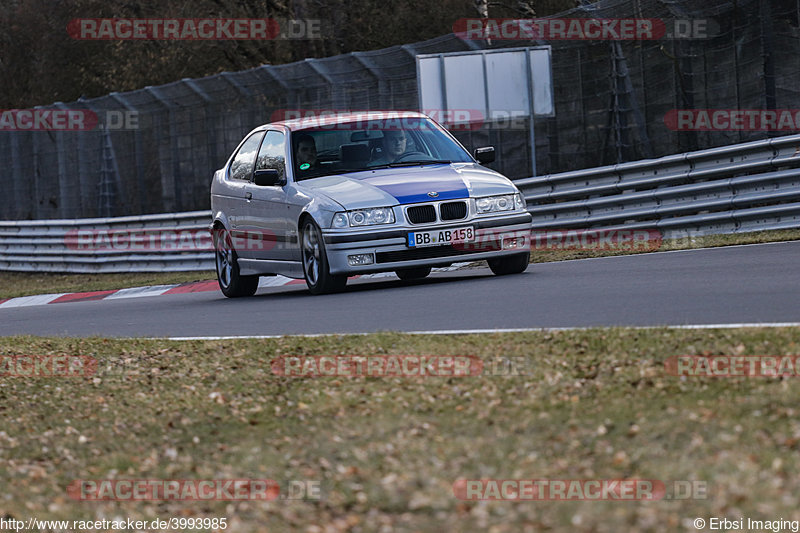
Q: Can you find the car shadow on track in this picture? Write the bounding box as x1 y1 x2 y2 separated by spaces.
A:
245 268 532 299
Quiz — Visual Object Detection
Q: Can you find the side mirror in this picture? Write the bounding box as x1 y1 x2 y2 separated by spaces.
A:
474 146 496 164
253 168 282 186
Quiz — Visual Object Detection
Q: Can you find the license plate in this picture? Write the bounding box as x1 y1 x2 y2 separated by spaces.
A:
407 226 475 248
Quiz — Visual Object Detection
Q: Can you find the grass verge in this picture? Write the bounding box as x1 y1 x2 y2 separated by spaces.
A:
530 228 800 263
1 329 799 532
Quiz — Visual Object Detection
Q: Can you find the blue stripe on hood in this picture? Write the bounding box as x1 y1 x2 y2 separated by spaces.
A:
360 173 469 204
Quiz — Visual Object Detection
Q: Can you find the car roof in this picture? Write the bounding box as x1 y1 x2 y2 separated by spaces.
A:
268 111 431 132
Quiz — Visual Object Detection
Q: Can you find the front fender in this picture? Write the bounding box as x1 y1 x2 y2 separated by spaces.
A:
299 200 338 230
210 210 232 232
287 184 344 230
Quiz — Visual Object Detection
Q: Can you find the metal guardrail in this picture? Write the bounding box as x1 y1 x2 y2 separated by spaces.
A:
517 133 800 238
2 133 800 273
0 211 213 272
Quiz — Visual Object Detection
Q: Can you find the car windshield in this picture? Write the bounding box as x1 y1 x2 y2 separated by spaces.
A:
290 117 473 181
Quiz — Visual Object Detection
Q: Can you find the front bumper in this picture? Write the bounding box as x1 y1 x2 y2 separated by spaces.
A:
322 213 532 275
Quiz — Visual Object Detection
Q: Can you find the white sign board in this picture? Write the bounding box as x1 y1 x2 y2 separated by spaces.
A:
417 46 554 176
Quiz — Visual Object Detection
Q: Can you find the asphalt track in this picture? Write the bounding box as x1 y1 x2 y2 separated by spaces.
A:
1 241 799 338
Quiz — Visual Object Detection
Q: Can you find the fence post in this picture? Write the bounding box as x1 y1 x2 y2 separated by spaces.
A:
146 86 181 212
54 102 76 218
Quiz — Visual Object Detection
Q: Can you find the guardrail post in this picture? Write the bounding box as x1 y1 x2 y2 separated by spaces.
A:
108 93 146 213
9 132 26 218
31 125 42 219
181 78 217 200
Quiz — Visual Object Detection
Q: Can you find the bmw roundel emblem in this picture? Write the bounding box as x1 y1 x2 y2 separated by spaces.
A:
427 191 439 198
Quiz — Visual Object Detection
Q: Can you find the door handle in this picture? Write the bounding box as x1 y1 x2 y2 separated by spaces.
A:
245 192 252 200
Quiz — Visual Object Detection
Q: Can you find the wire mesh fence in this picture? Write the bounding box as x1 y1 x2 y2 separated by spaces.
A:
0 0 797 220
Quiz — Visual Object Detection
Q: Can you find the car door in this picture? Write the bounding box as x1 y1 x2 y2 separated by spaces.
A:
223 131 264 256
241 130 294 261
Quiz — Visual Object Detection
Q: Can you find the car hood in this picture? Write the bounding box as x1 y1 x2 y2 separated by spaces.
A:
296 163 517 210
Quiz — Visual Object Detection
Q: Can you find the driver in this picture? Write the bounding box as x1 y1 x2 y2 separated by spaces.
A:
294 134 319 173
371 130 408 164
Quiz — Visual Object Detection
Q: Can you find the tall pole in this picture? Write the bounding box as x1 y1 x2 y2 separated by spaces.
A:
526 50 537 177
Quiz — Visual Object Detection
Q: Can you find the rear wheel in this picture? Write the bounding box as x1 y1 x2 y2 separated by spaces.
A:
488 252 530 276
214 227 259 297
395 267 431 280
301 219 347 295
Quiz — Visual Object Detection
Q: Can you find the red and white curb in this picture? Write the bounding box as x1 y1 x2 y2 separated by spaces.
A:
0 262 474 310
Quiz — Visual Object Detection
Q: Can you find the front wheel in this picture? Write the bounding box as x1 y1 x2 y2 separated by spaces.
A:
301 219 347 295
487 252 530 276
214 228 259 297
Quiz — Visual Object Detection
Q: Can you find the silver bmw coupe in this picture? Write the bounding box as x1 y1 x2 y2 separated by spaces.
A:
210 111 532 296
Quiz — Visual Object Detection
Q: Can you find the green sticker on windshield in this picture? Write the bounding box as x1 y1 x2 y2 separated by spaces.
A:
300 163 310 170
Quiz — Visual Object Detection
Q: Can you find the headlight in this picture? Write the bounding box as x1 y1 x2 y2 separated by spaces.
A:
332 207 396 228
475 194 524 214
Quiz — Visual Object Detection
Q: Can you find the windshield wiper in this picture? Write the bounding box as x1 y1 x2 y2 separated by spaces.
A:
368 160 452 169
336 168 376 174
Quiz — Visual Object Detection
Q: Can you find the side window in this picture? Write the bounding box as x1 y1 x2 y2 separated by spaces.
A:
256 131 286 180
229 132 264 181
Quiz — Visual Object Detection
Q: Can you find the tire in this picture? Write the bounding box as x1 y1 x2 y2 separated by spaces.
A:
301 219 347 295
214 227 259 298
488 252 530 276
395 267 431 280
